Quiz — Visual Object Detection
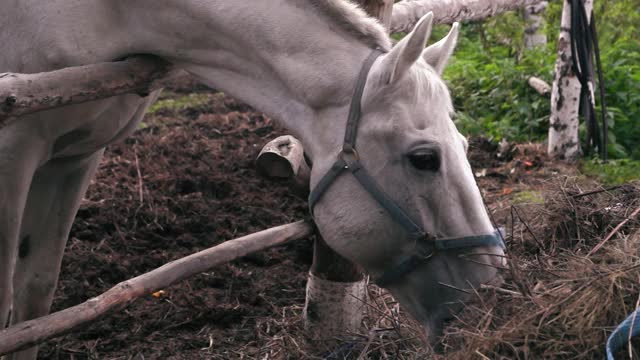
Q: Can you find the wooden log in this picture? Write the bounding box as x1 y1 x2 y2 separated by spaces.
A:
0 55 173 128
390 0 543 33
528 76 551 96
0 220 313 356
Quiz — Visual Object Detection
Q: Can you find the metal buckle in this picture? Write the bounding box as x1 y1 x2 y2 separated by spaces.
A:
339 148 359 168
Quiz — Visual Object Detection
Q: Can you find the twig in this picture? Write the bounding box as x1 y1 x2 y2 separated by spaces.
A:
588 205 640 256
571 185 622 198
480 284 524 298
475 349 492 360
457 255 509 270
438 282 471 294
511 205 544 249
133 146 144 206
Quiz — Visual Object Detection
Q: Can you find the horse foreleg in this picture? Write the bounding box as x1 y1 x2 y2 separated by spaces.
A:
9 150 103 360
0 129 47 340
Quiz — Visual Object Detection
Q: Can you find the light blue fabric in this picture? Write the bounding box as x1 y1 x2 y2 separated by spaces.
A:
607 309 640 360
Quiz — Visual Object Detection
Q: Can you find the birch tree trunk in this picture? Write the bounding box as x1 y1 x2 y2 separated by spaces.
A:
548 0 593 160
390 0 543 33
524 1 548 48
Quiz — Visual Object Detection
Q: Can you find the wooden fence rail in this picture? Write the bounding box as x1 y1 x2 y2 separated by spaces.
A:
0 56 172 128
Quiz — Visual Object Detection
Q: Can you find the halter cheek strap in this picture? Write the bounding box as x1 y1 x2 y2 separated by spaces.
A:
308 49 505 287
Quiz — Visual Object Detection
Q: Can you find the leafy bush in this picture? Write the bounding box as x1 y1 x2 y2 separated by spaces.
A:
581 158 640 184
441 2 639 159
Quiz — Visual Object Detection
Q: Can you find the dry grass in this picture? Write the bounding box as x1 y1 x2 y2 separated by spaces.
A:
234 178 640 359
437 178 640 360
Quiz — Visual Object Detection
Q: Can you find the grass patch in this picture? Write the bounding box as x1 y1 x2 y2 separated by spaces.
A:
581 158 640 184
512 190 545 205
147 93 211 114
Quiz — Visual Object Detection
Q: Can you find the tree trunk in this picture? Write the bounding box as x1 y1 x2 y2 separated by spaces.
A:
524 1 548 48
548 0 593 160
390 0 544 33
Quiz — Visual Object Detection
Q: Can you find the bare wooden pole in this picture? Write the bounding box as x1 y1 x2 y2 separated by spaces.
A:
0 55 172 128
0 220 313 356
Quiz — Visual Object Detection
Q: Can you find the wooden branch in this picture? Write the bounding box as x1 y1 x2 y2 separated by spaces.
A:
0 220 313 356
528 76 551 96
587 206 640 257
0 55 173 128
390 0 543 33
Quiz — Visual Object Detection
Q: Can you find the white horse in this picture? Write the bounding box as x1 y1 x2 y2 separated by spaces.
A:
0 1 505 358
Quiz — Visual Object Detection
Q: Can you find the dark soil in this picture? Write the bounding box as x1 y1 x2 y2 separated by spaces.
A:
39 77 312 359
37 76 574 359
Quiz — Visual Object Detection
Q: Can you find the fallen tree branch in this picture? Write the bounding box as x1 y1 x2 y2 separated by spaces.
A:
390 0 543 33
0 220 314 356
0 55 173 128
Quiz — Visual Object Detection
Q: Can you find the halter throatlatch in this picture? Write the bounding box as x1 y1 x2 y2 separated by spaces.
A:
308 49 505 287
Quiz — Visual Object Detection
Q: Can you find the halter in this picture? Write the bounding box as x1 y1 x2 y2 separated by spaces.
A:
308 49 505 287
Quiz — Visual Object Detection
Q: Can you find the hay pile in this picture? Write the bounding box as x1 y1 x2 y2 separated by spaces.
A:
437 179 640 359
251 178 640 359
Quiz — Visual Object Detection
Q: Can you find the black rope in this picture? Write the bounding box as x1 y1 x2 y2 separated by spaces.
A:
568 0 608 160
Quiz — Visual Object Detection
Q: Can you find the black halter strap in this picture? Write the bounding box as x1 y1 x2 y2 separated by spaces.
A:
308 49 505 287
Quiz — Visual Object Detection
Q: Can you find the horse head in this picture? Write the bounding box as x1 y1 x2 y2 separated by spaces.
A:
308 14 506 338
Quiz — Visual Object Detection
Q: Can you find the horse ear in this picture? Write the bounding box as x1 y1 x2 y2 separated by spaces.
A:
422 22 459 75
379 12 433 84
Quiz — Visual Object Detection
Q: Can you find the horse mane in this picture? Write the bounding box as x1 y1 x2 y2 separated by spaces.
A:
308 0 392 51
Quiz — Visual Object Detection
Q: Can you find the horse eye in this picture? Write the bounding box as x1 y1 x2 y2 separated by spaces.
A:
407 150 440 171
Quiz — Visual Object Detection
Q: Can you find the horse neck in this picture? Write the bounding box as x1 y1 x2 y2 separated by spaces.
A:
122 0 378 156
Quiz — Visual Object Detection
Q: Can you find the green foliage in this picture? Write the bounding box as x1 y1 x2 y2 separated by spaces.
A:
581 158 640 185
442 2 639 159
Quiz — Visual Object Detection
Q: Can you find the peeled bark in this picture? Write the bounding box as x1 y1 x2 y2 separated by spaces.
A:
548 0 594 160
390 0 544 33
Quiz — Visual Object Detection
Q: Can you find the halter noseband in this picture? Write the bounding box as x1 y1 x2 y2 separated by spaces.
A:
308 49 505 288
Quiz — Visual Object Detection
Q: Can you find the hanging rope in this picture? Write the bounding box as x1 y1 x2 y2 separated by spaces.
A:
568 0 608 160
